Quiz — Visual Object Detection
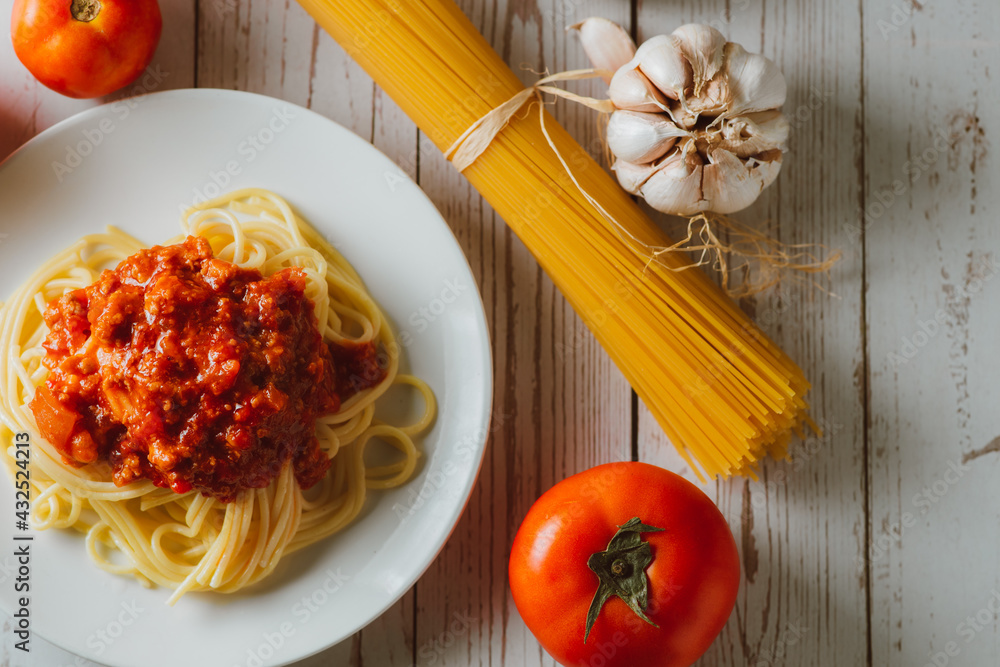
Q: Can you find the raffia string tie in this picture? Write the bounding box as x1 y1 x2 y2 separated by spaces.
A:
443 68 700 273
444 68 614 172
443 68 840 297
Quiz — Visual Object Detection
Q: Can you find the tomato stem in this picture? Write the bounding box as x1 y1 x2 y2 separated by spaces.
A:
584 517 664 644
70 0 101 22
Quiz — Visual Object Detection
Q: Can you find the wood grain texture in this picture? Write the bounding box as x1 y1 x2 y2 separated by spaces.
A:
635 2 869 666
1 0 999 665
863 1 1000 665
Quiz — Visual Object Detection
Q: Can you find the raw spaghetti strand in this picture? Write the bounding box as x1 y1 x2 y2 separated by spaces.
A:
0 189 436 602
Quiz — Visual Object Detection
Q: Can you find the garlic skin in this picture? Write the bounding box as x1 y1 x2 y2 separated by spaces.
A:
629 151 705 216
569 18 635 84
671 24 726 94
716 110 789 158
702 149 783 214
576 20 789 216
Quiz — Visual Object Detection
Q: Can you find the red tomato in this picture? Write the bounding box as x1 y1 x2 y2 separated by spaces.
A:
11 0 162 98
28 383 79 455
509 462 740 667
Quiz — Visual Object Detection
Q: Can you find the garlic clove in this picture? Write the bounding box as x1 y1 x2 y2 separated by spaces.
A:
608 66 671 113
723 43 787 115
685 76 731 117
637 35 692 101
571 17 637 84
606 110 688 164
717 110 790 157
670 24 727 96
613 158 661 194
667 105 700 130
638 150 708 216
747 149 784 186
632 34 674 62
701 148 782 214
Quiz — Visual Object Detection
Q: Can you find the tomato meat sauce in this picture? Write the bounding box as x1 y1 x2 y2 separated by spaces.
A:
30 236 385 502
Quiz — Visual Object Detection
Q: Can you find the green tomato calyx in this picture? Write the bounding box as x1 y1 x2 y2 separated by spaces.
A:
584 517 664 643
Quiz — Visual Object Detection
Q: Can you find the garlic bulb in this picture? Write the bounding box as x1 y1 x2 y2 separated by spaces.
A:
573 19 789 215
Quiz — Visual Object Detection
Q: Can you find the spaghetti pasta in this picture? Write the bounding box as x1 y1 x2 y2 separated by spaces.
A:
0 188 436 603
295 0 813 479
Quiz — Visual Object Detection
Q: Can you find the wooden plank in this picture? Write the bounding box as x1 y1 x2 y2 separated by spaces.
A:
635 1 869 666
411 0 633 665
863 1 1000 665
197 0 315 107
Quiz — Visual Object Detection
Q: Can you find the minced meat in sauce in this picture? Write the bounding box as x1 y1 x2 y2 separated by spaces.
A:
30 236 384 502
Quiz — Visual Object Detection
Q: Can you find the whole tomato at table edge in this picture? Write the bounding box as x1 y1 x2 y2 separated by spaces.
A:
11 0 162 99
509 461 740 667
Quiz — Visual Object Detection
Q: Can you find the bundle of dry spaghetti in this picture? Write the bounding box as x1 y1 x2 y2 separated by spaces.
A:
296 0 812 479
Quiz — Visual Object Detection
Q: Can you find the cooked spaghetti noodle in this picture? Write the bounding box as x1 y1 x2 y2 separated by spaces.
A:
0 188 436 603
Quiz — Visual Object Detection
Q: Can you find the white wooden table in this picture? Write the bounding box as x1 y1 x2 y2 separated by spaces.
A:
2 0 998 665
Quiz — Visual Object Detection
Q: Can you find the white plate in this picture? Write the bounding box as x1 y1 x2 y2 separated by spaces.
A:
0 89 492 667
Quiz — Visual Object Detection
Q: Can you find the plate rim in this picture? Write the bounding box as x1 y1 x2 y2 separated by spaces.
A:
0 87 494 667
